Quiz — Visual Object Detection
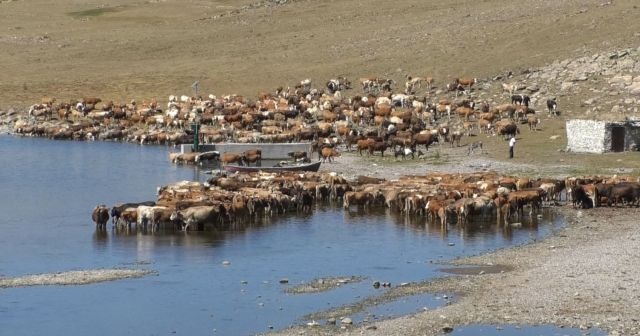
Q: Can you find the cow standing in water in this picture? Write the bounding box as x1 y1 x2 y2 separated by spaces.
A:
92 205 110 230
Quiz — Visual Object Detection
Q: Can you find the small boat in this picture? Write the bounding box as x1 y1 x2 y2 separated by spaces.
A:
223 161 322 173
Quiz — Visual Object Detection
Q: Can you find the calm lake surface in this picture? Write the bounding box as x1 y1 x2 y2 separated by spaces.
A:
0 135 565 335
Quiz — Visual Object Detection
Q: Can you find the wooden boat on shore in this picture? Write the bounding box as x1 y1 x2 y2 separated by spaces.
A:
223 161 321 173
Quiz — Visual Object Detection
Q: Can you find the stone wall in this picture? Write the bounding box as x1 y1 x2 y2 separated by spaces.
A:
566 119 608 153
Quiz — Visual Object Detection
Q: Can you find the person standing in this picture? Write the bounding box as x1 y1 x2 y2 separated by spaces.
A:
509 136 516 158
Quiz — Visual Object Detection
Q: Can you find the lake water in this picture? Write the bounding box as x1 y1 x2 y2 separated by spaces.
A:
0 135 565 335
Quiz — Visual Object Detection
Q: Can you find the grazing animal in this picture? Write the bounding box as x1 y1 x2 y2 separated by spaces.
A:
449 130 463 147
527 116 540 131
502 83 517 95
412 132 438 151
326 77 351 93
394 146 414 160
511 94 530 107
547 98 558 116
467 141 483 155
320 146 340 163
92 205 110 229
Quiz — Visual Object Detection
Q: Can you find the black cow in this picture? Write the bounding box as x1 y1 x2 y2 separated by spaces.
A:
511 94 531 107
547 98 558 116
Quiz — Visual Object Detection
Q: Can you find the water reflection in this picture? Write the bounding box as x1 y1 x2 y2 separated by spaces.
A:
1 135 567 336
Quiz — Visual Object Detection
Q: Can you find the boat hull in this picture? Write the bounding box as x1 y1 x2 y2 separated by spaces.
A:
223 161 321 173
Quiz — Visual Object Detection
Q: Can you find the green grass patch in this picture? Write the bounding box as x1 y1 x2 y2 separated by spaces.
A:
68 7 120 18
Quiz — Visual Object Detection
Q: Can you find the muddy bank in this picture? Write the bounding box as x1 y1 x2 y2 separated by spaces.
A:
0 268 157 288
269 207 640 335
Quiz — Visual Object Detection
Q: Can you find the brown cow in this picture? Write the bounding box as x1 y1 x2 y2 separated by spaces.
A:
356 138 375 156
368 141 390 157
220 152 244 166
83 97 102 105
242 149 262 166
91 205 110 229
343 191 375 208
320 146 340 163
412 133 438 151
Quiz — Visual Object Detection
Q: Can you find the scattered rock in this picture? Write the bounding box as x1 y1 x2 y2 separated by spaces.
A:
341 317 353 325
327 318 336 325
442 324 454 333
279 278 289 284
560 82 574 91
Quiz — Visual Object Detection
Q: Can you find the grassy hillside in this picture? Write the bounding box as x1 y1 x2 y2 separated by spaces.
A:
1 0 638 107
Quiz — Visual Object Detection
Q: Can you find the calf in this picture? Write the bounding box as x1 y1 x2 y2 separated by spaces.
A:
527 116 540 131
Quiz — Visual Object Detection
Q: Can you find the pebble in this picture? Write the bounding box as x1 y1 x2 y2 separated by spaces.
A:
327 318 337 325
442 324 454 333
341 317 353 325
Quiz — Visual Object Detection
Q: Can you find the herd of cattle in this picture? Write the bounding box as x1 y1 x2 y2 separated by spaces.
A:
13 75 558 162
91 171 640 232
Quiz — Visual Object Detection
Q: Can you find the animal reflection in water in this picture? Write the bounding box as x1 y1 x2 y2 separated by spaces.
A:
97 171 589 234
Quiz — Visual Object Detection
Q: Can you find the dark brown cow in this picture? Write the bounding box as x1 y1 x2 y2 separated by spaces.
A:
368 141 390 157
91 205 110 229
412 133 438 151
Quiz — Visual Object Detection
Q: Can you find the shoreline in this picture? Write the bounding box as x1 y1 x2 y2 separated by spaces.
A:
3 130 638 334
268 206 640 335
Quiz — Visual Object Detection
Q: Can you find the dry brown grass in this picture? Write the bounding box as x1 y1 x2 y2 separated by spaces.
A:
1 0 639 108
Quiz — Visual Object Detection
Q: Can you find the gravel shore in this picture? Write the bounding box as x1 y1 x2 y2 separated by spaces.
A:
269 206 640 335
264 155 640 335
